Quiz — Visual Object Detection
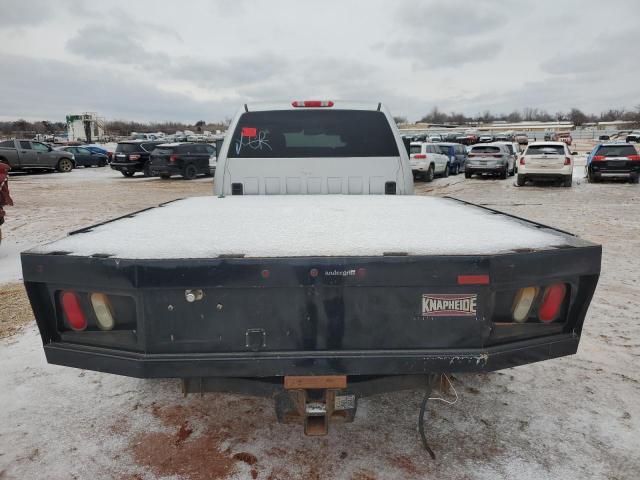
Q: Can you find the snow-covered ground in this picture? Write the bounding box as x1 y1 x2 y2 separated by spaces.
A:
1 162 640 479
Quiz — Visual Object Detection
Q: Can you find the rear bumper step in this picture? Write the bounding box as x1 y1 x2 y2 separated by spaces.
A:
43 334 579 378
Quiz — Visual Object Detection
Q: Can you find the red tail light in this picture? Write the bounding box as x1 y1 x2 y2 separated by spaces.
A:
592 155 605 161
627 155 640 161
519 157 525 165
414 154 427 159
129 154 141 161
61 291 87 331
292 100 334 108
169 155 179 162
458 274 490 285
564 157 572 165
538 284 566 323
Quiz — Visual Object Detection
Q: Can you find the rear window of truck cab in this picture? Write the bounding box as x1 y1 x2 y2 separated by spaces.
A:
409 144 422 154
596 145 637 157
526 145 565 155
228 110 399 158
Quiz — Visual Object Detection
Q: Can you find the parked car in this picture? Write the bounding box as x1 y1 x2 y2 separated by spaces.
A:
586 142 640 184
84 144 113 162
493 134 513 142
209 138 224 175
516 142 574 187
625 132 640 143
515 133 529 145
543 132 558 141
427 133 442 142
465 144 515 179
558 133 572 146
491 141 521 171
598 135 610 141
57 146 108 167
0 139 75 172
149 143 216 180
110 141 165 177
478 135 494 143
436 142 467 175
409 142 449 181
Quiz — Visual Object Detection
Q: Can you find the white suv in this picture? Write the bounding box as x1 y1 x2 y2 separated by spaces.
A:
409 142 449 182
517 142 573 187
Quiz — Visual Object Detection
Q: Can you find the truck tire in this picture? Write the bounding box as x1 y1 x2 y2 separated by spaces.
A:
562 175 572 187
121 171 135 177
516 175 526 186
587 171 598 183
143 161 152 177
182 163 198 180
443 163 450 178
464 170 471 179
452 163 459 175
500 168 508 179
424 164 434 182
56 158 74 173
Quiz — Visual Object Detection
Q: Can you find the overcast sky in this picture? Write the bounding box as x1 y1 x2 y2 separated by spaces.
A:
0 0 638 123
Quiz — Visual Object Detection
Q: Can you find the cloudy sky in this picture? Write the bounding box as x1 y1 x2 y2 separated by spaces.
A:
0 0 638 123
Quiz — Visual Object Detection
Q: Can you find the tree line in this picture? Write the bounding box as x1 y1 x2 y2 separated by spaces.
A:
394 105 640 127
0 119 231 137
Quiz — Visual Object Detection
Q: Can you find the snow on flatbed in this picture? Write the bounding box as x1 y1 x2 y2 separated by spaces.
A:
31 196 568 259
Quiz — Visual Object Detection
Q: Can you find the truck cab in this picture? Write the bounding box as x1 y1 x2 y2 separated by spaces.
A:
214 101 413 196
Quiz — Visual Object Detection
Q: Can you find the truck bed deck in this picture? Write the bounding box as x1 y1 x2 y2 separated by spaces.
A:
31 195 577 259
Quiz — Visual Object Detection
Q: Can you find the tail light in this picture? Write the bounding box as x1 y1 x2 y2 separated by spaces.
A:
90 293 115 331
291 100 334 108
627 155 640 161
129 154 141 161
169 155 179 162
592 155 605 161
414 154 427 159
538 284 566 323
519 157 525 165
61 291 87 331
512 287 539 323
564 157 572 165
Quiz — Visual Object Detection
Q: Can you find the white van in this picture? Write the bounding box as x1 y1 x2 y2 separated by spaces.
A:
214 101 413 195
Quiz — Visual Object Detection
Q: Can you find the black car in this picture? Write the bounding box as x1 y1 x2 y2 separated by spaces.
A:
110 141 164 177
149 142 216 180
587 143 640 183
57 146 108 167
626 133 640 143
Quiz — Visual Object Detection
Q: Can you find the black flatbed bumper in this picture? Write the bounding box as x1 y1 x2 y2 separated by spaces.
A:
43 333 579 378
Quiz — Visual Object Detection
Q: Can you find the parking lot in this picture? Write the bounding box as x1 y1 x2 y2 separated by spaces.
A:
1 161 639 479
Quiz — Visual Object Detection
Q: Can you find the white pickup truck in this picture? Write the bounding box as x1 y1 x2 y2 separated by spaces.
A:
23 100 600 442
214 101 413 195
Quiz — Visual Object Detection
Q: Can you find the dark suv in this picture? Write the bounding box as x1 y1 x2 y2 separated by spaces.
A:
149 142 216 180
110 141 164 177
587 143 640 183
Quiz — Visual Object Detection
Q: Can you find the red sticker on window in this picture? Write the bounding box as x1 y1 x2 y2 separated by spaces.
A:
242 127 257 137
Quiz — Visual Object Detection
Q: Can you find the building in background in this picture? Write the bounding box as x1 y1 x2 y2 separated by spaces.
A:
66 112 105 142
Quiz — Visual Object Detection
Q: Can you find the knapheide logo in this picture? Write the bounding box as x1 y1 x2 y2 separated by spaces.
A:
422 294 477 317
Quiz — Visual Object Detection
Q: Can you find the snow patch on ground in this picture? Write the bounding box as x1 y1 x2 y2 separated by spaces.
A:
33 196 568 259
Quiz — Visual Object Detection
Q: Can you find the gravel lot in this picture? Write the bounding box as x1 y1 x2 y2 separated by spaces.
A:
1 160 639 479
